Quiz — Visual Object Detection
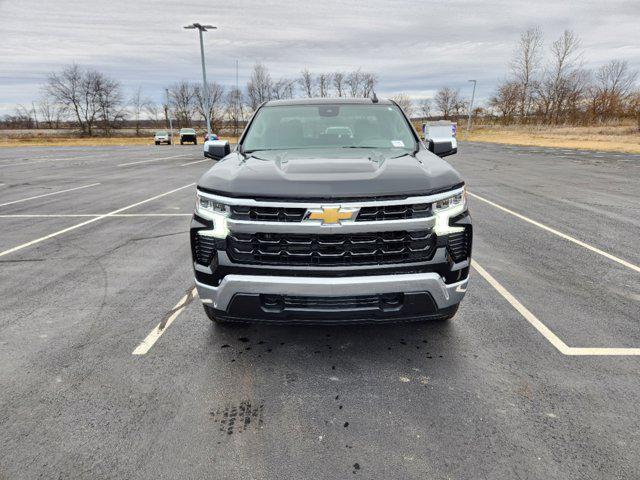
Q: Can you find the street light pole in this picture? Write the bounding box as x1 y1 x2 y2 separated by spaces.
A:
467 79 477 133
165 88 174 147
184 23 217 138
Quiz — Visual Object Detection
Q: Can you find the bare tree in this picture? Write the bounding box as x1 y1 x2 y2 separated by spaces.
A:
130 87 152 135
539 30 584 123
246 63 273 110
318 73 332 97
271 78 296 99
489 81 521 123
333 72 346 97
588 60 638 121
225 87 245 138
46 65 96 134
299 68 315 97
346 69 363 97
95 72 124 136
168 81 197 127
390 93 415 117
361 73 378 97
511 26 543 120
37 96 65 129
417 98 432 119
194 81 225 132
144 101 162 128
434 87 461 118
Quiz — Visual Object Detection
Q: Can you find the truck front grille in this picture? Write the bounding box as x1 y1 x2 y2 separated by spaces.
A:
227 230 436 266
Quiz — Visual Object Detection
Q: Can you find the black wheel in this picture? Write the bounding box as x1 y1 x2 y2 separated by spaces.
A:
167 141 171 145
155 141 159 145
180 140 184 145
194 140 198 145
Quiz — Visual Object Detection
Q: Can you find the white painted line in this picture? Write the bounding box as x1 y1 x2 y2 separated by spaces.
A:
0 213 191 218
132 287 197 355
0 183 100 207
0 152 114 168
118 154 193 167
468 191 640 274
472 260 640 356
0 183 195 258
181 158 211 166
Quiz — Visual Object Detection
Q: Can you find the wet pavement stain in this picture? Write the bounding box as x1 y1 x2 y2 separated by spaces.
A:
210 400 264 435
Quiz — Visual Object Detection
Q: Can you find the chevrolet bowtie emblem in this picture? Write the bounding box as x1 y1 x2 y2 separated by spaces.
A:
305 206 359 225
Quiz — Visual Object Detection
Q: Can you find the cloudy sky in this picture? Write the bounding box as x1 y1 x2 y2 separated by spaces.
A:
1 0 639 115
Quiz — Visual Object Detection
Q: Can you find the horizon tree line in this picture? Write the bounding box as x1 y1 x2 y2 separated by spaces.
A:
2 37 638 134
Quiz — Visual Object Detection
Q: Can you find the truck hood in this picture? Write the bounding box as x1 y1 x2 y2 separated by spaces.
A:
197 148 463 199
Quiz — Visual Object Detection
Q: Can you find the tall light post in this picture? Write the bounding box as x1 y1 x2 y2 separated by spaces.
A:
165 88 174 147
467 79 477 133
184 23 216 137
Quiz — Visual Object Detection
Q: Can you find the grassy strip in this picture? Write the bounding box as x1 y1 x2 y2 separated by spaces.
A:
460 125 640 154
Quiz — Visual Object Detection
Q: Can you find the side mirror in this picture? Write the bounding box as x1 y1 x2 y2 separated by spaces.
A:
428 140 457 158
204 140 230 160
423 121 457 158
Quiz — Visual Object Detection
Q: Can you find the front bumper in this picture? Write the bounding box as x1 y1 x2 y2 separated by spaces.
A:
197 272 467 312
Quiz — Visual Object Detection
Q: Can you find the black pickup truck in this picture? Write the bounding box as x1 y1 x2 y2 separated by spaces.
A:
191 98 471 324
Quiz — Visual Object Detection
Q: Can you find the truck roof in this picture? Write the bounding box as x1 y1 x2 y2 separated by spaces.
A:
264 97 394 107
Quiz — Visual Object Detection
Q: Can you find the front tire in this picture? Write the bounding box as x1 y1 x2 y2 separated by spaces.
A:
155 141 159 145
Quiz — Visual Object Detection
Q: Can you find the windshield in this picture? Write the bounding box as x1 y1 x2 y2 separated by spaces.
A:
156 131 167 136
181 129 195 134
242 104 417 152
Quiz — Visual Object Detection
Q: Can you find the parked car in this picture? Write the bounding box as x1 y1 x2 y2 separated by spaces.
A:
180 128 198 145
191 98 471 325
154 130 171 145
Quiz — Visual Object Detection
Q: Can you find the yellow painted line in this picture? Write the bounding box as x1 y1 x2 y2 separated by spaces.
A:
468 191 640 274
118 154 193 167
472 260 640 356
0 183 100 207
0 183 195 258
132 287 197 355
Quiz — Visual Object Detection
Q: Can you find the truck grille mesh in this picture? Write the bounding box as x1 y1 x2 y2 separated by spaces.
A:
229 204 432 222
447 228 472 262
193 233 217 265
356 204 431 221
227 230 436 266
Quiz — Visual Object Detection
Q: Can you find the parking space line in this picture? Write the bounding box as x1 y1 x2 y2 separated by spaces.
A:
118 154 193 167
181 158 211 166
468 191 640 274
132 287 197 355
0 183 100 207
472 260 640 356
0 183 195 258
0 213 191 218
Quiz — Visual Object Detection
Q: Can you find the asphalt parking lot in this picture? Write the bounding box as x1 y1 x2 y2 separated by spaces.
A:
0 142 639 479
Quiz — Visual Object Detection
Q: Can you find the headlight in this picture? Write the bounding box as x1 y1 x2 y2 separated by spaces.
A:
433 187 467 235
195 192 229 239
